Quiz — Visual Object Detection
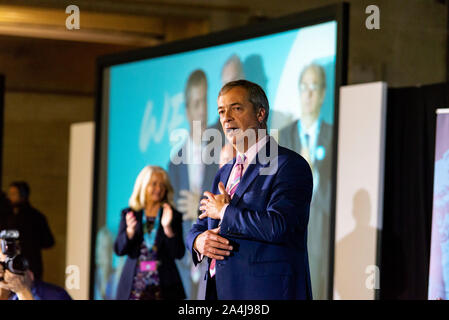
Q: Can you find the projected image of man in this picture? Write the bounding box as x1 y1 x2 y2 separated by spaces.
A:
221 54 245 85
168 70 218 299
208 54 246 150
279 63 333 299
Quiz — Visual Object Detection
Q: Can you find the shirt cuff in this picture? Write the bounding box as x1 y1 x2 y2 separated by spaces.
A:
193 248 204 262
219 204 229 221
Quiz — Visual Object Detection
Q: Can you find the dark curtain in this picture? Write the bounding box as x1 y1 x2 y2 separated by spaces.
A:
0 74 3 188
0 75 5 229
380 83 448 299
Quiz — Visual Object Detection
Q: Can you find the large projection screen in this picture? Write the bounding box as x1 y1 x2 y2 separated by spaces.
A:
91 4 348 300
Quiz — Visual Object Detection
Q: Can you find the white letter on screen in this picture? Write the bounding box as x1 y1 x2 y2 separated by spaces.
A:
139 100 156 152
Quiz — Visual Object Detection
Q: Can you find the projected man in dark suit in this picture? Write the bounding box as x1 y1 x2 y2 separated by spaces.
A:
207 54 246 150
187 80 313 300
168 69 218 299
279 63 333 299
194 56 244 300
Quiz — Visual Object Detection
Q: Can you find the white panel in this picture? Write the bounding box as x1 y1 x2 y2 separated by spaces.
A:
65 122 95 300
333 82 387 300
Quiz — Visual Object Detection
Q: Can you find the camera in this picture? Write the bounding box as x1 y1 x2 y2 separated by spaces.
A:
0 230 29 275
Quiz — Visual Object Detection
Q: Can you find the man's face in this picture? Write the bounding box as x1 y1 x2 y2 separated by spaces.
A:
7 187 21 206
299 68 325 118
186 82 208 133
218 86 262 148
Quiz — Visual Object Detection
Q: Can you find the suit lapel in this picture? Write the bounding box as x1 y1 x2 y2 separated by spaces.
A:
230 162 260 207
220 159 235 188
208 138 275 228
208 160 234 230
230 137 273 206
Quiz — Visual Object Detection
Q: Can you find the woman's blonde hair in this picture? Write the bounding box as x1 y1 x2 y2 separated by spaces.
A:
128 165 174 211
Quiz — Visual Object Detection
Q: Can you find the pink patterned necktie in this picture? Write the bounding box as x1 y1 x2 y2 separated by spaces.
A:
210 153 246 278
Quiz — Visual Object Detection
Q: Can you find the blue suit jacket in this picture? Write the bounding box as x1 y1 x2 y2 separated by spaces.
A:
186 137 313 300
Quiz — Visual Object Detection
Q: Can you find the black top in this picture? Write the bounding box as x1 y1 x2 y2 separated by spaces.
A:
4 203 55 280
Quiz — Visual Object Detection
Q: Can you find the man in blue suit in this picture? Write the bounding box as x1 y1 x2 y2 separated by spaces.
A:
186 80 313 300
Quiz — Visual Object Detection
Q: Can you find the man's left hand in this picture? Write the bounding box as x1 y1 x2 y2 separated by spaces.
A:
0 270 34 300
199 182 230 220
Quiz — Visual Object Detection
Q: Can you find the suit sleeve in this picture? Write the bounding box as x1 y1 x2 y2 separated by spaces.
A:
185 171 223 266
220 156 313 244
186 216 210 266
114 209 138 256
160 209 185 260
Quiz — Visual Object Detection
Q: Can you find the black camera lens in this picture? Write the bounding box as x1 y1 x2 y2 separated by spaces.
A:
1 241 18 257
4 255 28 275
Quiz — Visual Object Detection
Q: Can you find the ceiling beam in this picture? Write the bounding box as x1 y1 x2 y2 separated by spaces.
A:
0 4 210 46
0 0 250 14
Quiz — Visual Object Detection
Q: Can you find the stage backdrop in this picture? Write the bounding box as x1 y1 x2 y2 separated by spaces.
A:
428 109 449 300
333 82 387 300
92 5 347 300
